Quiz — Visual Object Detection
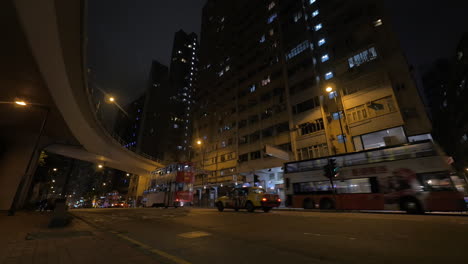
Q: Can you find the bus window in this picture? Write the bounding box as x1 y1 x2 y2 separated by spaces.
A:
176 183 184 191
417 172 455 191
336 178 372 194
293 182 316 194
315 181 332 192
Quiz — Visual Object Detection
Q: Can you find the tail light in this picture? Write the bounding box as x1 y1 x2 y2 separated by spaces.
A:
277 198 281 202
175 198 179 202
261 197 268 202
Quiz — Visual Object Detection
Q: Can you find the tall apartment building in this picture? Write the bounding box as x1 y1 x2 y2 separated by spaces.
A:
193 0 431 196
114 95 145 150
423 33 468 170
136 61 173 161
168 30 199 160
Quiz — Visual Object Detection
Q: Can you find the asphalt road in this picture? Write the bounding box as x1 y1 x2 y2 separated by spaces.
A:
71 208 468 264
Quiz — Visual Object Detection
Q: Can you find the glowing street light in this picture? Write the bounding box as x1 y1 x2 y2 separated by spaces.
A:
126 173 130 176
196 140 202 145
15 100 27 106
108 96 115 103
102 183 106 186
325 87 333 93
98 164 103 169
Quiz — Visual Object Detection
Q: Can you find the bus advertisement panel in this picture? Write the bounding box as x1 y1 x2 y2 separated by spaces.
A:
284 141 466 213
142 162 195 207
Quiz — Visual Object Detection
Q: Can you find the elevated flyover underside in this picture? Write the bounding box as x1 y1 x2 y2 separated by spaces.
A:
13 0 164 175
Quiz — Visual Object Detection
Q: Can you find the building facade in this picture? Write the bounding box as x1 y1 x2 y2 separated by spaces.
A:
136 61 172 161
168 30 199 161
192 0 431 199
423 33 468 170
114 95 146 150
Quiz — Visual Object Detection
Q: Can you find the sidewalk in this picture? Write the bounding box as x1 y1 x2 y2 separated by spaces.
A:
0 211 158 264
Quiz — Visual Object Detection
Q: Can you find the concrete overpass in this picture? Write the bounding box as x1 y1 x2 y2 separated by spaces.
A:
0 0 163 210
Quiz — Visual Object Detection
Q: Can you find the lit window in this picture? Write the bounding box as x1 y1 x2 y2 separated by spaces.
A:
285 40 311 60
268 13 278 24
260 35 266 43
261 76 271 86
310 0 316 4
312 10 319 17
178 50 182 54
293 12 303 22
321 54 329 62
348 47 378 68
332 111 344 120
249 84 256 93
174 124 179 128
268 2 275 10
181 58 186 63
337 134 347 143
318 38 326 46
225 65 230 71
325 72 334 80
373 19 383 27
328 91 338 99
314 23 322 31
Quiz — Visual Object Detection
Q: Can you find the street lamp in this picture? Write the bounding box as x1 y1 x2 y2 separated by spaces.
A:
107 96 115 103
98 164 103 169
53 168 57 172
196 139 207 187
325 87 348 153
4 99 50 216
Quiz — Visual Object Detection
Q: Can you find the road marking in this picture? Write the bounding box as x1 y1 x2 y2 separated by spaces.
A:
150 249 192 264
117 234 191 264
178 231 211 238
117 234 151 249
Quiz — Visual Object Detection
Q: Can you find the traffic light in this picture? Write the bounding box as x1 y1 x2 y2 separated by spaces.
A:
323 164 332 179
329 159 338 176
323 159 338 179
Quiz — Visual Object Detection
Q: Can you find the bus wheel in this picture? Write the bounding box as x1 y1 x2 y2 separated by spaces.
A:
303 198 315 209
400 198 423 214
216 202 224 212
246 202 255 212
263 207 272 213
319 198 335 210
234 208 239 212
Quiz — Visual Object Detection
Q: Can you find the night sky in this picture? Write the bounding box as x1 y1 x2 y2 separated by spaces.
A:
87 0 468 104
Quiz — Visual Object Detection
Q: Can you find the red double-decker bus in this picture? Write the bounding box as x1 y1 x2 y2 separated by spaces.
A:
142 162 195 207
284 141 466 213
